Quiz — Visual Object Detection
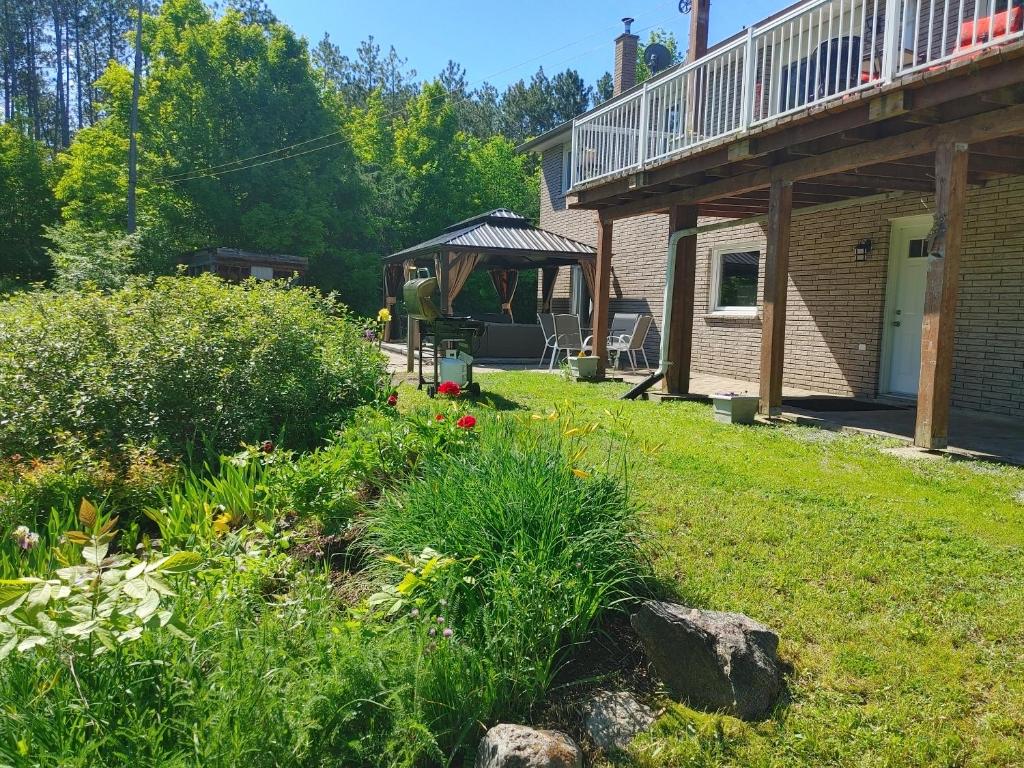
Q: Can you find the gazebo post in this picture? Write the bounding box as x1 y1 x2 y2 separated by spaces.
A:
593 215 614 377
436 251 451 316
404 261 417 373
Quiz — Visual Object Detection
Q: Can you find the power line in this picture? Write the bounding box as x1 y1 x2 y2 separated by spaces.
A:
153 4 680 184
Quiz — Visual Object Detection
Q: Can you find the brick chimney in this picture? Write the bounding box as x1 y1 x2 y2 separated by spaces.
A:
613 17 639 96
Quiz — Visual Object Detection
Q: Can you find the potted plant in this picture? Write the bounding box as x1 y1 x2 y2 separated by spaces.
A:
711 391 760 424
567 351 600 381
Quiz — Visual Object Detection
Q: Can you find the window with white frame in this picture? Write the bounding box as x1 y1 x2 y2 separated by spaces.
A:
710 246 760 315
561 144 572 194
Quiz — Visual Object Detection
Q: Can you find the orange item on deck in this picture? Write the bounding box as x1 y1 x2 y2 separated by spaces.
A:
960 6 1023 47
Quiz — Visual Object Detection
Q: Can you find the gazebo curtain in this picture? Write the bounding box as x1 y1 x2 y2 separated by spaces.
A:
579 260 597 322
382 262 404 341
488 268 519 320
540 267 559 313
435 252 481 313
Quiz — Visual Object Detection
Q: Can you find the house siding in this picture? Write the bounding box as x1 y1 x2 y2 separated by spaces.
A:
539 142 1024 418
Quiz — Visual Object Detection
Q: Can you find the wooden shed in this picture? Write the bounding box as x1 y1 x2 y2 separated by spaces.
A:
181 247 308 282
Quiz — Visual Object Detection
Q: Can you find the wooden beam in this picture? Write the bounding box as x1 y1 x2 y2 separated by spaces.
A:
688 0 711 60
663 205 698 395
593 217 614 377
814 172 935 192
759 180 793 417
915 142 969 450
596 102 1024 220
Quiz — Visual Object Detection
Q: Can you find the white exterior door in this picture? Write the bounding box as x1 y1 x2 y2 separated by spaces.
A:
883 216 932 396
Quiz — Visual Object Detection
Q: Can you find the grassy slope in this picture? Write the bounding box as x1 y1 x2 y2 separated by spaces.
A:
401 372 1024 767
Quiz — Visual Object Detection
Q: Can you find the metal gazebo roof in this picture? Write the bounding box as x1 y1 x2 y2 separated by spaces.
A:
382 209 596 268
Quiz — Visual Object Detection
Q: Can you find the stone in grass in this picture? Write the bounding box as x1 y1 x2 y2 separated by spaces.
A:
631 600 782 721
475 724 582 768
582 690 656 752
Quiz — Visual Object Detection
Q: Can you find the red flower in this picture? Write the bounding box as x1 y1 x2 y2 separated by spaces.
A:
261 440 274 454
456 415 476 430
434 413 445 422
386 393 398 407
437 381 461 397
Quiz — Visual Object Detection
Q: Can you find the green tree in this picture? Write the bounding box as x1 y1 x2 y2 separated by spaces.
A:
56 0 373 286
549 69 591 123
0 120 58 281
393 81 470 244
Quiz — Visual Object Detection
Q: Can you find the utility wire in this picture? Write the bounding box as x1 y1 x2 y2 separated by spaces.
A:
153 4 680 184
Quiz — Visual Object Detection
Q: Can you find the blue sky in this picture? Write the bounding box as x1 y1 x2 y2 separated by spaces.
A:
265 0 785 92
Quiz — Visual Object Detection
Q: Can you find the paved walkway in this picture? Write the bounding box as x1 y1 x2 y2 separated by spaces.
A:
382 344 1024 466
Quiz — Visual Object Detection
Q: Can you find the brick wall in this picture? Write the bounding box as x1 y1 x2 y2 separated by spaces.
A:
539 140 1024 418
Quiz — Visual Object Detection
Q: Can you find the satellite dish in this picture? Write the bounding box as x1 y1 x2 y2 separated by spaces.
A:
645 43 672 74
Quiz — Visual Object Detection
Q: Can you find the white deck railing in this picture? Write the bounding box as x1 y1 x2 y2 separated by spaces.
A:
571 0 1023 187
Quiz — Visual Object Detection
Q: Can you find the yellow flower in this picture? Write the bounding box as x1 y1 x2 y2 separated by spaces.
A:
377 308 392 322
572 468 591 479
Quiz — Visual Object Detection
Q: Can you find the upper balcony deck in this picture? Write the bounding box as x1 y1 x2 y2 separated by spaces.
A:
569 0 1024 212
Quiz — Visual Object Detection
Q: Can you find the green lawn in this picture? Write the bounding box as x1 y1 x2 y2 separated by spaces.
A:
403 372 1024 767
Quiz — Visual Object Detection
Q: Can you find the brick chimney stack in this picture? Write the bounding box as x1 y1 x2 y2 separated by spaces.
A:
613 17 639 96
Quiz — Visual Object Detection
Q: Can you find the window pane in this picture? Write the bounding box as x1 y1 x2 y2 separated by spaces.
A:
718 251 759 307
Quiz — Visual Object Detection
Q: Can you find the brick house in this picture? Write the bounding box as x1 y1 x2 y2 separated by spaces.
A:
521 0 1024 447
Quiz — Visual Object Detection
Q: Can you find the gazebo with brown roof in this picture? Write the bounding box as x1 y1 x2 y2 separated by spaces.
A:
381 209 597 355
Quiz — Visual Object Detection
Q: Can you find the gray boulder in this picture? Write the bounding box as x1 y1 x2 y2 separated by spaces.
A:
631 601 782 721
582 691 656 752
475 724 582 768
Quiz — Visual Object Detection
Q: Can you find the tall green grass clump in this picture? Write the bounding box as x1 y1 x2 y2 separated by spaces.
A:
0 274 387 458
368 414 647 757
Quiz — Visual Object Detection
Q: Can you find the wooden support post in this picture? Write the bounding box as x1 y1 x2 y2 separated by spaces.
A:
758 179 793 417
915 141 968 449
663 205 698 394
404 262 417 373
593 216 614 377
688 0 711 60
436 251 451 316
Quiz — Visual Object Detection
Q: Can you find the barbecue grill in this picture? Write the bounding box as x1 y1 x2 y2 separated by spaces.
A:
403 271 484 397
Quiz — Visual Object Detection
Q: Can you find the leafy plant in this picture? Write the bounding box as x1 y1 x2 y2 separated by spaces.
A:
368 413 647 757
0 501 202 659
0 274 389 458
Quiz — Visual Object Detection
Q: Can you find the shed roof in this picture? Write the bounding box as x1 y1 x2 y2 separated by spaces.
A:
383 209 596 268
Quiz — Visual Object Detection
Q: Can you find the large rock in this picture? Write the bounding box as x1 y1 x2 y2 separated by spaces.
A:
475 724 582 768
631 601 782 721
582 691 656 752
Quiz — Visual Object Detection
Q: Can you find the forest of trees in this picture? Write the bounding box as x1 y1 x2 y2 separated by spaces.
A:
0 0 677 315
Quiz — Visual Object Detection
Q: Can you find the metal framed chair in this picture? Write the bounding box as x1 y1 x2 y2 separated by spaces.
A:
550 314 591 370
609 314 654 371
537 313 556 368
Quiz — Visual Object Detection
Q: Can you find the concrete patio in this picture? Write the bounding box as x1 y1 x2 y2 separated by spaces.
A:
383 344 1024 467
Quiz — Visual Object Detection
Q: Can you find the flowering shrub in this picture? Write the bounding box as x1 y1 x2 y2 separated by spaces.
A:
455 415 476 430
0 275 388 458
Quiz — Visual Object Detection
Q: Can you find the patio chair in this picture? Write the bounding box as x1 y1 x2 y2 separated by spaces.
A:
550 313 591 370
609 314 654 371
537 313 556 368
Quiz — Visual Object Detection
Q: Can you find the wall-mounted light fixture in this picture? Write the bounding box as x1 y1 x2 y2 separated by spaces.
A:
855 239 872 261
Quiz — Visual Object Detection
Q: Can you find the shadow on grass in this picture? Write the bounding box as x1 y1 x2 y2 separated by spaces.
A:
468 390 530 412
